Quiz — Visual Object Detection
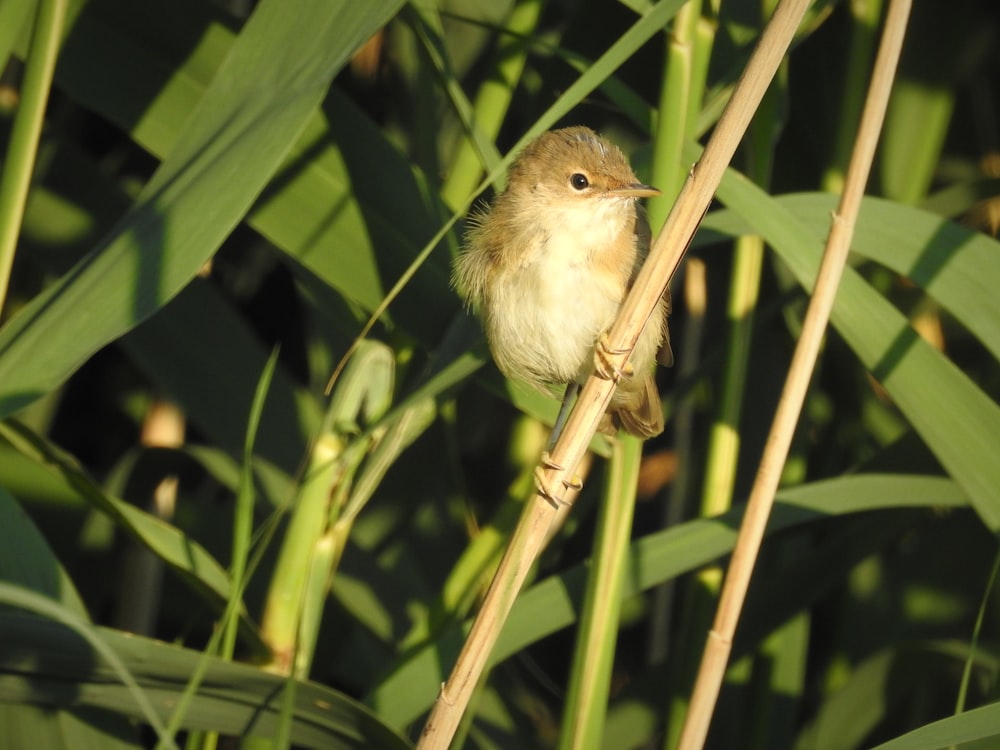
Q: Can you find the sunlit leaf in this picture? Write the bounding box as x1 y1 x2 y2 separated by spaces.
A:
0 0 407 417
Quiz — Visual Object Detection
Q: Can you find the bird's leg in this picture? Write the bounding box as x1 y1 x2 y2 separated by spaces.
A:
594 332 634 382
547 382 581 451
535 383 584 506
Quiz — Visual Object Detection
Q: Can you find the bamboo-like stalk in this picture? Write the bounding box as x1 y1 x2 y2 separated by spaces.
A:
440 0 546 210
646 5 715 741
557 435 643 749
416 1 809 746
821 0 884 193
667 38 785 748
647 257 707 671
259 433 343 676
0 0 67 315
648 0 702 224
675 1 913 747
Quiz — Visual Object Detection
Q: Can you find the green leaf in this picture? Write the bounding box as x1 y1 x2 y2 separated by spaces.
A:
0 486 88 615
0 588 176 748
0 0 34 65
370 475 968 726
0 704 142 750
0 612 411 750
697 189 1000 529
725 193 1000 362
35 0 456 349
868 702 1000 750
0 0 407 418
0 490 141 749
0 421 239 620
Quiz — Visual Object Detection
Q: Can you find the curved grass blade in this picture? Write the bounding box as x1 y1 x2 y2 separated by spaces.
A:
371 474 967 726
0 420 242 622
705 193 1000 362
868 701 1000 750
0 588 176 749
698 186 1000 529
0 612 411 750
0 0 406 418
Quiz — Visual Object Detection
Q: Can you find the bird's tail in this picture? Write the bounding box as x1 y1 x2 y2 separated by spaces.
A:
611 375 664 439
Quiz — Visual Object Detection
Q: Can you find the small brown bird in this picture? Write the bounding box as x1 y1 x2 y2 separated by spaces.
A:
453 126 672 439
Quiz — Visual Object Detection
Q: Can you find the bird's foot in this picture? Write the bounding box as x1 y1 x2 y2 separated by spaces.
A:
534 451 583 507
594 331 634 382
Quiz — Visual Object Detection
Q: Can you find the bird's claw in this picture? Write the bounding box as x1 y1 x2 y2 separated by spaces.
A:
540 451 563 471
534 457 583 508
594 332 634 382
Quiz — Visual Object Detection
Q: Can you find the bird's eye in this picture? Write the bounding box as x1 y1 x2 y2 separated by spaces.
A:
569 173 590 191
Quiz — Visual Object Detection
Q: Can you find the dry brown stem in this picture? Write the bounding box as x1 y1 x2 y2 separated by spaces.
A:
676 0 913 746
417 0 813 746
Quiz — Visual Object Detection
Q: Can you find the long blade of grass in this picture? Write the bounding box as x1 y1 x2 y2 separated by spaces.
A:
868 702 1000 750
218 348 279 660
0 419 239 611
719 193 1000 362
0 0 405 418
702 189 1000 530
0 585 176 749
0 0 68 310
0 487 88 615
0 612 411 749
371 474 967 727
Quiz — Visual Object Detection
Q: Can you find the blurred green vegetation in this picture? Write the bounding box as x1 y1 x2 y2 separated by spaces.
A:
0 0 999 748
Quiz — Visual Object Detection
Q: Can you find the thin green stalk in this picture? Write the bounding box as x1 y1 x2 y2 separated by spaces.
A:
643 5 719 746
955 540 1000 715
441 0 547 210
821 0 883 192
699 50 785 545
689 17 715 135
220 349 279 660
665 233 766 748
167 532 283 750
558 435 643 750
666 33 786 750
649 0 702 224
700 234 764 512
704 166 770 521
199 351 279 750
642 0 712 660
0 0 67 315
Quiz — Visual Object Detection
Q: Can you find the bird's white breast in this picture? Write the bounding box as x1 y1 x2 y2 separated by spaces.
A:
485 198 635 387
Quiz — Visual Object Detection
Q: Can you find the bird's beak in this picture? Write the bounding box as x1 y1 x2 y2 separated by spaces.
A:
609 183 661 198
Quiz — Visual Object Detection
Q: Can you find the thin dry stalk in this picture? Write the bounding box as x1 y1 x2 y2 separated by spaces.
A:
675 1 913 747
416 1 810 746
